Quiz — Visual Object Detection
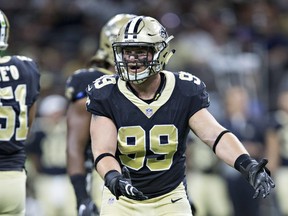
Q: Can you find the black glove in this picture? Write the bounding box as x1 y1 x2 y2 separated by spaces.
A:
104 166 148 200
78 198 99 216
235 154 275 199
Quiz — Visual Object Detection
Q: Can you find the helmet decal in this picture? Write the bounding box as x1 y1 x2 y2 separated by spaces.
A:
160 27 168 39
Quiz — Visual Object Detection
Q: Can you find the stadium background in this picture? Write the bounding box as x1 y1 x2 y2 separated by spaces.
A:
1 0 287 215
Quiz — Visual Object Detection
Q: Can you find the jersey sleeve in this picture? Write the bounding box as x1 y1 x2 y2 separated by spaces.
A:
65 68 112 102
13 56 41 106
189 81 210 116
175 71 210 118
26 60 40 106
86 75 117 118
65 69 90 102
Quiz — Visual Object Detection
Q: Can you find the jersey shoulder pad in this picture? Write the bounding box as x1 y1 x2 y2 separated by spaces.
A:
173 71 210 108
9 55 40 80
86 74 118 101
65 67 111 101
8 56 40 104
66 68 92 86
86 74 118 115
13 55 34 62
67 67 112 85
174 71 206 95
11 55 39 71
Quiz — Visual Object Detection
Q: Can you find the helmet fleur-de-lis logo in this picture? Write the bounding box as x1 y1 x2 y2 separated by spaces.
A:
159 27 168 39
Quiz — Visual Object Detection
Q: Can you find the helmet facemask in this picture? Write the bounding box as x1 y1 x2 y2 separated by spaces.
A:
113 42 167 84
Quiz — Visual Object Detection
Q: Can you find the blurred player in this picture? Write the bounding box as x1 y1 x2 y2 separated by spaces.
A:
26 95 76 216
86 15 275 215
65 14 136 216
266 81 288 216
0 9 40 215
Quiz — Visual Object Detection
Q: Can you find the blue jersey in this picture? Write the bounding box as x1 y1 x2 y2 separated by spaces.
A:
0 55 40 170
86 70 210 198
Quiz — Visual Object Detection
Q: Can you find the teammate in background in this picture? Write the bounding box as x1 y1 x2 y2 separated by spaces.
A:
26 95 76 216
65 14 136 216
86 16 275 215
219 86 268 216
185 132 233 216
266 81 288 216
0 10 40 215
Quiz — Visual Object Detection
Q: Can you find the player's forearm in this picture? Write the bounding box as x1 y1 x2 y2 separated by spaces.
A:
66 122 89 175
95 155 121 179
214 132 249 167
67 156 86 175
66 138 87 175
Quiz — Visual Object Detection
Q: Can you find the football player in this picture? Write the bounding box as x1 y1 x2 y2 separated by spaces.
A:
0 10 40 215
86 16 275 215
65 14 136 216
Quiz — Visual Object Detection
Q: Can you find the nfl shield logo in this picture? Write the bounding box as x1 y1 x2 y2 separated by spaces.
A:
146 107 153 117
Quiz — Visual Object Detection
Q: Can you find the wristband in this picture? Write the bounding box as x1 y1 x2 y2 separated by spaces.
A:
234 154 253 171
70 174 89 204
104 170 121 187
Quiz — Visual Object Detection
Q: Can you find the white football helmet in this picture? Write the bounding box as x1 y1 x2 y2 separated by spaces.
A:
113 16 175 84
90 14 136 67
0 10 9 51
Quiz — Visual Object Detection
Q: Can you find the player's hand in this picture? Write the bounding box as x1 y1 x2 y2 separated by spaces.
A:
105 166 148 201
118 166 148 200
78 198 99 216
239 158 275 199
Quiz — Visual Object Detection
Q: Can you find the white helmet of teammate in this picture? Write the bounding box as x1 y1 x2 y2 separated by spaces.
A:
90 14 137 67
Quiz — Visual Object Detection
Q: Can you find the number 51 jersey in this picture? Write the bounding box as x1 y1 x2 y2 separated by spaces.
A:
86 70 210 198
0 55 40 170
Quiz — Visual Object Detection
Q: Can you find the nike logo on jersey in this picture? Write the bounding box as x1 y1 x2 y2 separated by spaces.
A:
171 198 183 203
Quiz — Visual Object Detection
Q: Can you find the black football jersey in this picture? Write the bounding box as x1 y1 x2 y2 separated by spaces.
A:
0 55 40 170
86 70 210 198
65 67 113 102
